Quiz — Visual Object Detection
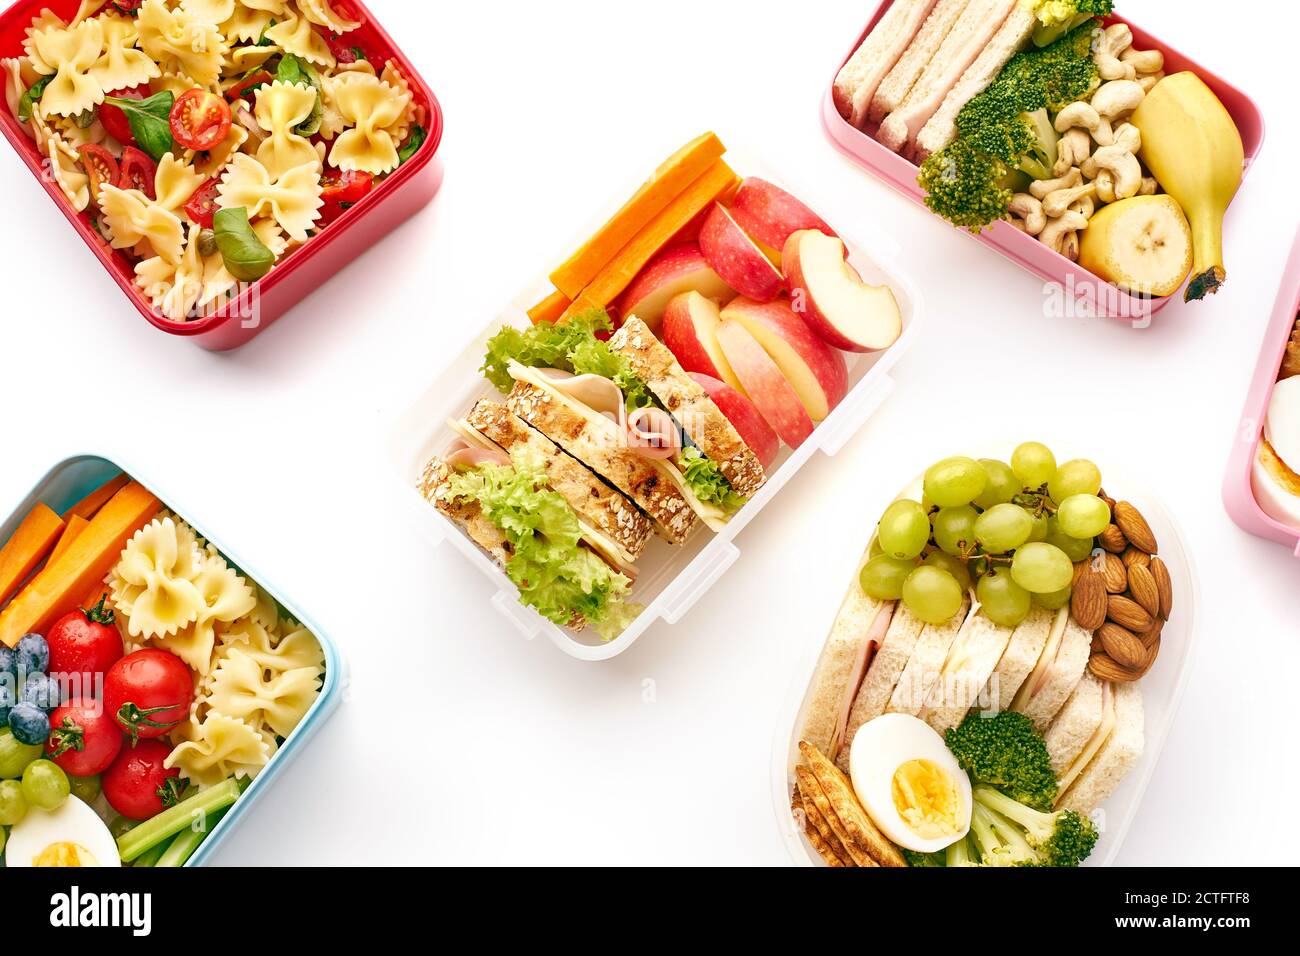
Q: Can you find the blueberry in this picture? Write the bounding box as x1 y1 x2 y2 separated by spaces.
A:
0 682 14 725
19 673 58 713
8 703 50 746
16 634 49 677
0 646 15 680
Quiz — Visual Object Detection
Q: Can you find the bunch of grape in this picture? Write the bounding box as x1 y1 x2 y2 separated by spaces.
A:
860 443 1112 628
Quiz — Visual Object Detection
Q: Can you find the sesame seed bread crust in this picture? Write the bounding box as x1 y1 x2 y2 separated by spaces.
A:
609 316 767 498
464 400 654 560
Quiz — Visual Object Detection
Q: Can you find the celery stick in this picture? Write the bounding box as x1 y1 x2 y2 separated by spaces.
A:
116 778 242 862
131 842 167 868
155 807 228 868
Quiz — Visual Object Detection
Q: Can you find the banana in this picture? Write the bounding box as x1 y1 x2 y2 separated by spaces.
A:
1130 72 1244 302
1078 195 1193 299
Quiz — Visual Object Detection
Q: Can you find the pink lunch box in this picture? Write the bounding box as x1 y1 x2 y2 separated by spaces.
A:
1223 225 1300 557
822 0 1265 321
0 0 444 350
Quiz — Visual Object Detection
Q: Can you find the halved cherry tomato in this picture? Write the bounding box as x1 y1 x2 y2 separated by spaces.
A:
183 177 222 228
77 145 119 200
321 169 374 205
117 147 157 199
226 69 273 103
98 84 147 146
170 89 232 152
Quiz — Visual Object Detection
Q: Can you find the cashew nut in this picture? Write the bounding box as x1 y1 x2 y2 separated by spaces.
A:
1090 80 1146 145
1082 144 1143 200
1139 176 1159 196
1043 181 1098 219
1121 47 1164 75
1029 166 1082 200
1069 194 1096 220
1137 71 1165 94
1054 127 1093 176
1054 101 1104 137
1040 211 1089 261
1111 122 1142 155
1008 193 1046 236
1094 23 1136 81
1094 169 1117 205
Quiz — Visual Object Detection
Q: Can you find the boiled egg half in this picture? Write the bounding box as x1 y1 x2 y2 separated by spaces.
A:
849 713 971 853
5 796 120 867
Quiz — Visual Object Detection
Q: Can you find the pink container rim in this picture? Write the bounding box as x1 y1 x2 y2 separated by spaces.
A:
1223 224 1300 557
821 0 1266 321
0 0 443 341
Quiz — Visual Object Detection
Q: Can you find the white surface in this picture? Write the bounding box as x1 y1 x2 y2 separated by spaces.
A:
0 0 1297 866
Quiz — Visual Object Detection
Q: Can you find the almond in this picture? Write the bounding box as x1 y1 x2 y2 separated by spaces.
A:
1098 489 1117 511
1122 546 1150 570
1099 524 1128 554
1072 561 1091 585
1101 552 1128 594
1091 633 1106 656
1071 571 1107 630
1108 595 1153 632
1089 653 1141 683
1114 501 1158 554
1139 637 1161 675
1098 622 1146 669
1127 564 1161 619
1138 617 1164 650
1149 556 1173 620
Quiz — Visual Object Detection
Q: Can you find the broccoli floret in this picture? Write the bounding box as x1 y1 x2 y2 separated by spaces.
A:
1028 1 1115 47
903 848 947 867
973 786 1099 867
969 801 1040 866
946 836 979 867
945 711 1058 811
918 139 1014 232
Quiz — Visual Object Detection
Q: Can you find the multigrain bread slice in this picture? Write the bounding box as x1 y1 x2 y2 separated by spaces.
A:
912 2 1038 161
608 316 767 498
869 0 972 125
833 0 940 129
506 379 698 545
1058 681 1144 816
462 400 653 562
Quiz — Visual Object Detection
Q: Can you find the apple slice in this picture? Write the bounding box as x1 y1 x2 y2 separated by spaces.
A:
699 203 785 303
730 177 838 252
662 291 745 395
783 229 902 353
721 297 847 421
617 242 734 332
689 372 780 470
716 320 814 449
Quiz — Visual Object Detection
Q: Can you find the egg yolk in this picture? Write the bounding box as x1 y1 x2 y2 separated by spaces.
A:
891 759 961 840
33 842 100 867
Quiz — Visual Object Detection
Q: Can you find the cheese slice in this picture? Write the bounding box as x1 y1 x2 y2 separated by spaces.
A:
1055 681 1117 804
1010 605 1069 713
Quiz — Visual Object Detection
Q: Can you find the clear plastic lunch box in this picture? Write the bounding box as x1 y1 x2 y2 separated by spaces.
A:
771 461 1198 866
0 0 444 351
1223 225 1300 556
821 1 1266 321
388 141 922 661
0 454 345 867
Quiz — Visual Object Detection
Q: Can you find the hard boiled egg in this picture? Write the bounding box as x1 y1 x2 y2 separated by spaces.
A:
849 713 971 853
5 796 120 868
1254 376 1300 527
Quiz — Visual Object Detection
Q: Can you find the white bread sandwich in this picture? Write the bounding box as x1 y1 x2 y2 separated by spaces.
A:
1009 607 1093 731
919 609 1015 735
886 599 969 717
1252 375 1300 529
1056 679 1144 816
868 0 973 126
833 0 941 129
1043 671 1105 778
983 605 1054 715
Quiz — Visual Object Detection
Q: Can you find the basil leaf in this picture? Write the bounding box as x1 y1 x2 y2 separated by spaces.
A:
258 19 277 46
18 76 52 123
276 54 306 86
213 207 275 281
350 47 366 62
105 91 174 161
277 54 325 135
398 126 428 165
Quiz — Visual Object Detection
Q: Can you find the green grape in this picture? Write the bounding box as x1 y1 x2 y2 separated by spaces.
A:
868 537 884 559
1045 516 1095 563
1049 459 1102 502
0 821 6 855
976 570 1031 627
1026 510 1050 542
923 457 988 508
1057 494 1111 539
923 551 973 591
1011 542 1075 594
902 567 964 624
974 459 1019 509
968 555 991 580
0 728 42 780
21 759 69 812
877 500 931 560
69 775 101 804
933 505 979 556
0 779 29 826
973 503 1034 554
1011 442 1056 489
1034 585 1073 610
860 555 917 600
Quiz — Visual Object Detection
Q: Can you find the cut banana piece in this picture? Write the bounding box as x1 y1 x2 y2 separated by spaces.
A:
1077 195 1193 298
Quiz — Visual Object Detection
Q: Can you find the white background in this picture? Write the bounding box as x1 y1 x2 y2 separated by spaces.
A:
2 0 1298 865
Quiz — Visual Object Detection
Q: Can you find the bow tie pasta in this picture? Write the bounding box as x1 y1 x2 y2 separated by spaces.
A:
254 81 321 178
328 74 412 175
30 17 104 117
90 15 161 93
218 152 323 242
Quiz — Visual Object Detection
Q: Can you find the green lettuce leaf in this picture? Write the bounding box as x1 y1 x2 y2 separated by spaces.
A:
679 446 746 514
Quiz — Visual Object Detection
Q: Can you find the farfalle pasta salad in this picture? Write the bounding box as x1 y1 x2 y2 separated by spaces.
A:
0 473 327 867
1 0 430 322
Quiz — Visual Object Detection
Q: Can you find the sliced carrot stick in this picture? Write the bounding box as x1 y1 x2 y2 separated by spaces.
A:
63 473 130 521
0 504 66 609
49 515 89 566
527 289 572 325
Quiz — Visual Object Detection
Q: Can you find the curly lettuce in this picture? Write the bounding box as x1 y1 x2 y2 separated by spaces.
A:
445 462 639 640
679 447 746 514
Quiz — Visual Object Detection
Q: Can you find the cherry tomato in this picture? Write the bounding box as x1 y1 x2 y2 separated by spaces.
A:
226 70 274 103
102 740 183 821
45 700 124 778
46 597 124 699
170 89 232 152
321 169 374 205
183 177 222 228
98 85 147 146
117 147 158 199
77 145 119 200
103 649 192 744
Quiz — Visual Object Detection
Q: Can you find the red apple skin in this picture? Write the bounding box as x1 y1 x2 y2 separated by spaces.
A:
782 230 903 353
688 372 780 470
617 243 733 331
716 320 814 449
720 297 848 421
730 177 838 251
699 203 785 303
662 291 745 394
